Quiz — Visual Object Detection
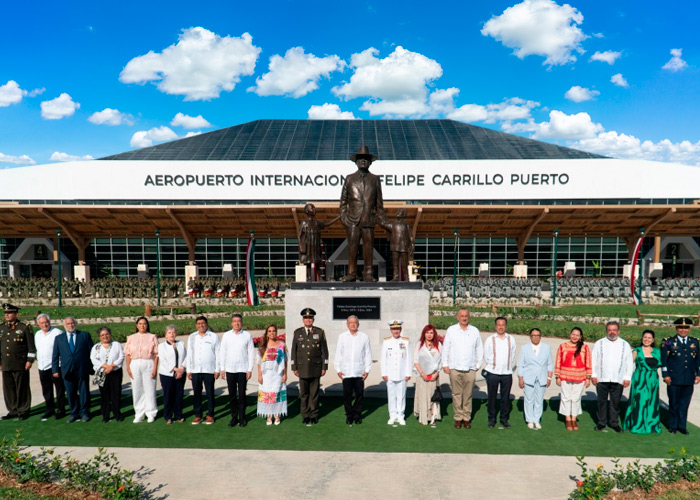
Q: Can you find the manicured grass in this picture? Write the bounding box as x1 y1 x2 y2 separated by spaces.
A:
0 488 67 500
433 304 700 319
2 396 697 459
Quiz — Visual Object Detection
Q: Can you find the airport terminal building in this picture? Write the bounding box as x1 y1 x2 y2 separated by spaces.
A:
0 119 699 281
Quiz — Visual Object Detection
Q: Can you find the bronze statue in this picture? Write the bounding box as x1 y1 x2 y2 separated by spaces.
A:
381 209 414 281
298 203 338 280
339 146 387 282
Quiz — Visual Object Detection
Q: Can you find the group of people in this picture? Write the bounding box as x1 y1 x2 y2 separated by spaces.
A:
1 302 699 434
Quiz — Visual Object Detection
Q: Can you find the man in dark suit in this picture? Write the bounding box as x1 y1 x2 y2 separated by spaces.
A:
339 146 387 282
52 317 94 423
290 308 329 425
661 317 700 434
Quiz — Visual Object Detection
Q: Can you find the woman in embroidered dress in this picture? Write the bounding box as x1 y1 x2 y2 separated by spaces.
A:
413 324 442 426
256 324 288 425
623 330 662 434
90 327 124 422
554 327 592 431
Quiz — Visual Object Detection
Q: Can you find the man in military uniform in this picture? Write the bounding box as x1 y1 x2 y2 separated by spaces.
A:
661 317 700 434
381 320 412 426
0 303 36 420
291 308 328 426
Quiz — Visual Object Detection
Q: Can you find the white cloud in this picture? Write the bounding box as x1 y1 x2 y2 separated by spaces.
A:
662 48 688 72
49 152 94 162
183 131 202 138
130 126 178 148
332 46 443 117
564 85 600 102
448 104 489 123
0 152 35 165
120 27 261 101
88 108 134 126
589 50 621 64
481 0 586 66
592 32 604 38
611 73 628 87
170 112 211 129
307 103 357 119
40 93 80 119
573 131 700 166
249 47 344 98
446 96 539 124
529 110 604 139
0 80 27 106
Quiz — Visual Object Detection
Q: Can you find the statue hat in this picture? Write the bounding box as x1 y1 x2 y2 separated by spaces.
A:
350 145 377 162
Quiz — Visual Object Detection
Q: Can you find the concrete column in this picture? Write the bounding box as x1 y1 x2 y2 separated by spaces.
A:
74 265 90 283
185 265 199 284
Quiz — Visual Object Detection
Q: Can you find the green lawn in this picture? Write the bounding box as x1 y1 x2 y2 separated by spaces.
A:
2 396 697 459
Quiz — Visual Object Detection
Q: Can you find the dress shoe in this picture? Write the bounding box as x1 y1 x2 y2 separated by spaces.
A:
228 419 238 428
534 422 542 430
40 412 53 421
454 420 462 429
101 418 110 423
165 419 172 425
346 417 354 425
192 416 203 425
303 417 311 426
239 419 247 428
18 414 29 421
488 422 495 428
355 417 362 425
81 415 90 423
500 421 511 429
679 429 689 435
527 422 535 429
463 420 471 429
2 414 17 420
669 429 677 434
610 426 623 434
204 416 214 425
594 424 606 431
66 416 78 423
55 412 66 420
310 418 318 425
115 416 124 422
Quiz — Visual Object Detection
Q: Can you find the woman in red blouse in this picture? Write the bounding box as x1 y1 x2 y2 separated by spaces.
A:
554 327 592 431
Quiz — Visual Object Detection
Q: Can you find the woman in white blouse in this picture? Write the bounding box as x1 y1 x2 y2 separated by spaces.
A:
90 326 125 422
413 324 442 426
158 325 187 424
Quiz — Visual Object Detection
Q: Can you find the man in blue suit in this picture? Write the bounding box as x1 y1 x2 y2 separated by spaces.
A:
517 328 554 430
52 317 94 423
661 317 700 435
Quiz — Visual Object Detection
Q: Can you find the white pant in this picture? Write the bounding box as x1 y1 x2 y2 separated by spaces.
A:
387 380 407 419
131 359 158 419
523 383 546 423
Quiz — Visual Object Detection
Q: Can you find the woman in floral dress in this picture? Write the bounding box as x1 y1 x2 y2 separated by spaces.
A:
256 324 288 425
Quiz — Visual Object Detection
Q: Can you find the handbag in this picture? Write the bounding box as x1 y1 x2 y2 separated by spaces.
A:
93 367 106 387
430 385 443 403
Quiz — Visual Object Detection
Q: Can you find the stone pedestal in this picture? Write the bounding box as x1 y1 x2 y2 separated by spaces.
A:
648 262 663 278
622 264 639 279
295 264 307 282
137 264 149 279
478 263 489 277
513 264 528 278
222 264 234 279
185 265 199 285
74 265 90 283
563 262 576 277
285 282 429 361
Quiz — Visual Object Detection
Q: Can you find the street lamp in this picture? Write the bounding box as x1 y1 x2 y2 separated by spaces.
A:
56 229 62 308
638 228 645 305
155 229 161 307
551 228 559 306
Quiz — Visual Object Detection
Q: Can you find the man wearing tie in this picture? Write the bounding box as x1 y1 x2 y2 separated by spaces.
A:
52 317 94 422
661 317 700 434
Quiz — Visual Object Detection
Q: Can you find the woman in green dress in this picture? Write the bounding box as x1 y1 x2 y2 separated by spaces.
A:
623 330 662 434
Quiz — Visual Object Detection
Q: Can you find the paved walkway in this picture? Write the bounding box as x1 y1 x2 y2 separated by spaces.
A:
7 329 700 499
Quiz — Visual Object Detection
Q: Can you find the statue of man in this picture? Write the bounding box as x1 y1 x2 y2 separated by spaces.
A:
339 146 386 282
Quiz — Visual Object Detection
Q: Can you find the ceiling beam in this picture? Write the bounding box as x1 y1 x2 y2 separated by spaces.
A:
37 208 90 262
516 208 549 263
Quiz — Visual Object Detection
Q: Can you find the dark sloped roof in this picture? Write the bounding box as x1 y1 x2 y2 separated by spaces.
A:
101 119 606 161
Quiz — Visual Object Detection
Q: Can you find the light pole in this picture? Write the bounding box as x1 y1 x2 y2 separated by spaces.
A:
638 228 645 305
155 228 161 307
453 229 459 306
56 229 62 308
551 228 559 306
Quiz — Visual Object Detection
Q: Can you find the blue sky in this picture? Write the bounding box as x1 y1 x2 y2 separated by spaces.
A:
1 0 699 167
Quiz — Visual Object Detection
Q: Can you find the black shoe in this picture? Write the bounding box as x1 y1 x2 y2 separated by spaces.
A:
355 417 363 425
239 419 247 428
303 417 311 426
228 419 238 428
311 418 318 425
2 413 17 420
488 422 495 428
81 415 90 423
55 412 66 420
40 413 52 421
18 414 29 421
115 416 124 422
594 424 606 431
610 426 623 434
346 417 353 426
500 421 511 428
102 418 110 423
669 429 677 434
679 428 689 435
66 416 78 423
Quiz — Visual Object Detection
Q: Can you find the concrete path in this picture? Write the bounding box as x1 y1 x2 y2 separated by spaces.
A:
7 329 700 500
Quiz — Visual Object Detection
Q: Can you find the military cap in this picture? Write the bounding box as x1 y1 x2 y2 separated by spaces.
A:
388 319 403 329
301 308 317 318
674 317 694 327
2 303 19 313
